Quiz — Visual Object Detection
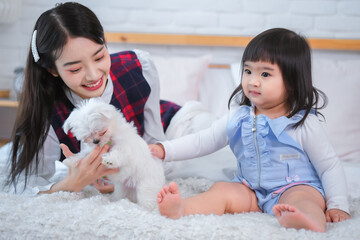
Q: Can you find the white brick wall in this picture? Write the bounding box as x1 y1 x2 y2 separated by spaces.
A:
0 0 359 139
291 1 337 15
0 0 359 92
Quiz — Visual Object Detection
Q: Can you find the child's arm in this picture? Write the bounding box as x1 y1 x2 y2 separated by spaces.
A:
298 114 350 220
151 115 229 162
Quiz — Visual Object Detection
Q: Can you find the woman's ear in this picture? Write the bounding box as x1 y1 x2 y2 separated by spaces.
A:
47 68 59 77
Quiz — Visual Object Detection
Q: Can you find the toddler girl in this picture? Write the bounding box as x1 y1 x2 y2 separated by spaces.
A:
150 28 351 232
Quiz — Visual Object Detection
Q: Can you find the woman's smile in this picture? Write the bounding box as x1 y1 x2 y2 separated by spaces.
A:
83 76 104 91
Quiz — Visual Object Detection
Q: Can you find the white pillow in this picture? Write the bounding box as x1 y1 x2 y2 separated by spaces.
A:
152 55 212 106
198 68 236 117
313 57 360 164
230 62 242 87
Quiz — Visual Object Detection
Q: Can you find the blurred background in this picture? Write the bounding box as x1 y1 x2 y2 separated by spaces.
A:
1 0 359 90
0 0 360 142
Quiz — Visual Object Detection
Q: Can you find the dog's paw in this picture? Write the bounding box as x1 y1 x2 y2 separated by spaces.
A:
101 153 115 168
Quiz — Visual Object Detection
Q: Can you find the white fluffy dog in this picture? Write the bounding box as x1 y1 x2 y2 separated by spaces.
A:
62 98 165 210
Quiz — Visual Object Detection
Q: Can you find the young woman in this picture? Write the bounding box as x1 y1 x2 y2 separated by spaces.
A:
150 28 351 232
8 2 180 195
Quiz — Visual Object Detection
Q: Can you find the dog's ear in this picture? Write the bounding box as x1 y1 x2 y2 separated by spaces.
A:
63 117 72 135
98 104 117 120
63 109 79 134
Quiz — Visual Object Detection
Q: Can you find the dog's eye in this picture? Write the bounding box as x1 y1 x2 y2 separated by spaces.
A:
99 130 107 136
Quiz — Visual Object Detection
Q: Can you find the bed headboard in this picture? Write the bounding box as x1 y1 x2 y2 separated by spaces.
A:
104 32 360 51
1 32 359 108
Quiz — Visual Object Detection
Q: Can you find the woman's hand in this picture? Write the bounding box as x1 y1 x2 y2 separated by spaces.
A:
149 143 165 160
48 144 119 193
325 208 351 222
91 176 114 194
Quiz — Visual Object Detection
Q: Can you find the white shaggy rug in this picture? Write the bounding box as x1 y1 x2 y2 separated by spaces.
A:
1 150 360 239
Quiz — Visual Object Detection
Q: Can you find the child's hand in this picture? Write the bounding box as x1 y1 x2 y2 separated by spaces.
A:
149 143 165 160
325 209 351 222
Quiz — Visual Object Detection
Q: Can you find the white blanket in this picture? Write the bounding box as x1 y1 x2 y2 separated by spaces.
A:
1 149 359 239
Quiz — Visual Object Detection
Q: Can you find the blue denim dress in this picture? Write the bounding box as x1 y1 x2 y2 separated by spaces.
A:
227 106 325 214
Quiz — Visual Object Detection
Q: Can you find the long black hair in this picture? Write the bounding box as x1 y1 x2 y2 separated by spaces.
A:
9 2 106 190
229 28 327 127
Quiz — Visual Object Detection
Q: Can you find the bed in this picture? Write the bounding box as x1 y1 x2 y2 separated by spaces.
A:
0 33 359 239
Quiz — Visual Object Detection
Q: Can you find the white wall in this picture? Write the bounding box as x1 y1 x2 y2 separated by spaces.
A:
0 0 360 138
1 0 360 90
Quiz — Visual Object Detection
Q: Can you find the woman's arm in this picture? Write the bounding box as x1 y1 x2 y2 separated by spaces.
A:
41 144 118 193
9 127 61 195
134 49 166 143
11 127 118 195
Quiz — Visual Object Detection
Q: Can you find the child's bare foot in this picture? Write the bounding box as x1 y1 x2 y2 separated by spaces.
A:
157 182 183 219
273 204 325 232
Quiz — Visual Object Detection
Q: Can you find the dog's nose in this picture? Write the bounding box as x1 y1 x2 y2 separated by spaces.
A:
93 139 100 144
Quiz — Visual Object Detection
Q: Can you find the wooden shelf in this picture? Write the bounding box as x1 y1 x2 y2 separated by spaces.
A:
105 32 360 51
0 100 18 108
0 138 10 147
0 91 18 107
0 90 10 98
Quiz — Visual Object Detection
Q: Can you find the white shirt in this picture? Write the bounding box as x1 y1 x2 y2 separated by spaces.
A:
162 101 350 214
12 50 165 195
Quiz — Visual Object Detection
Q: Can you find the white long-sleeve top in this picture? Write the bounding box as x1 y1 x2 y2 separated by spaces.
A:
162 99 350 214
11 50 166 195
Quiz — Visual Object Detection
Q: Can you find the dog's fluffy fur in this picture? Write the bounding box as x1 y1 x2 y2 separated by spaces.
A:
62 98 165 210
